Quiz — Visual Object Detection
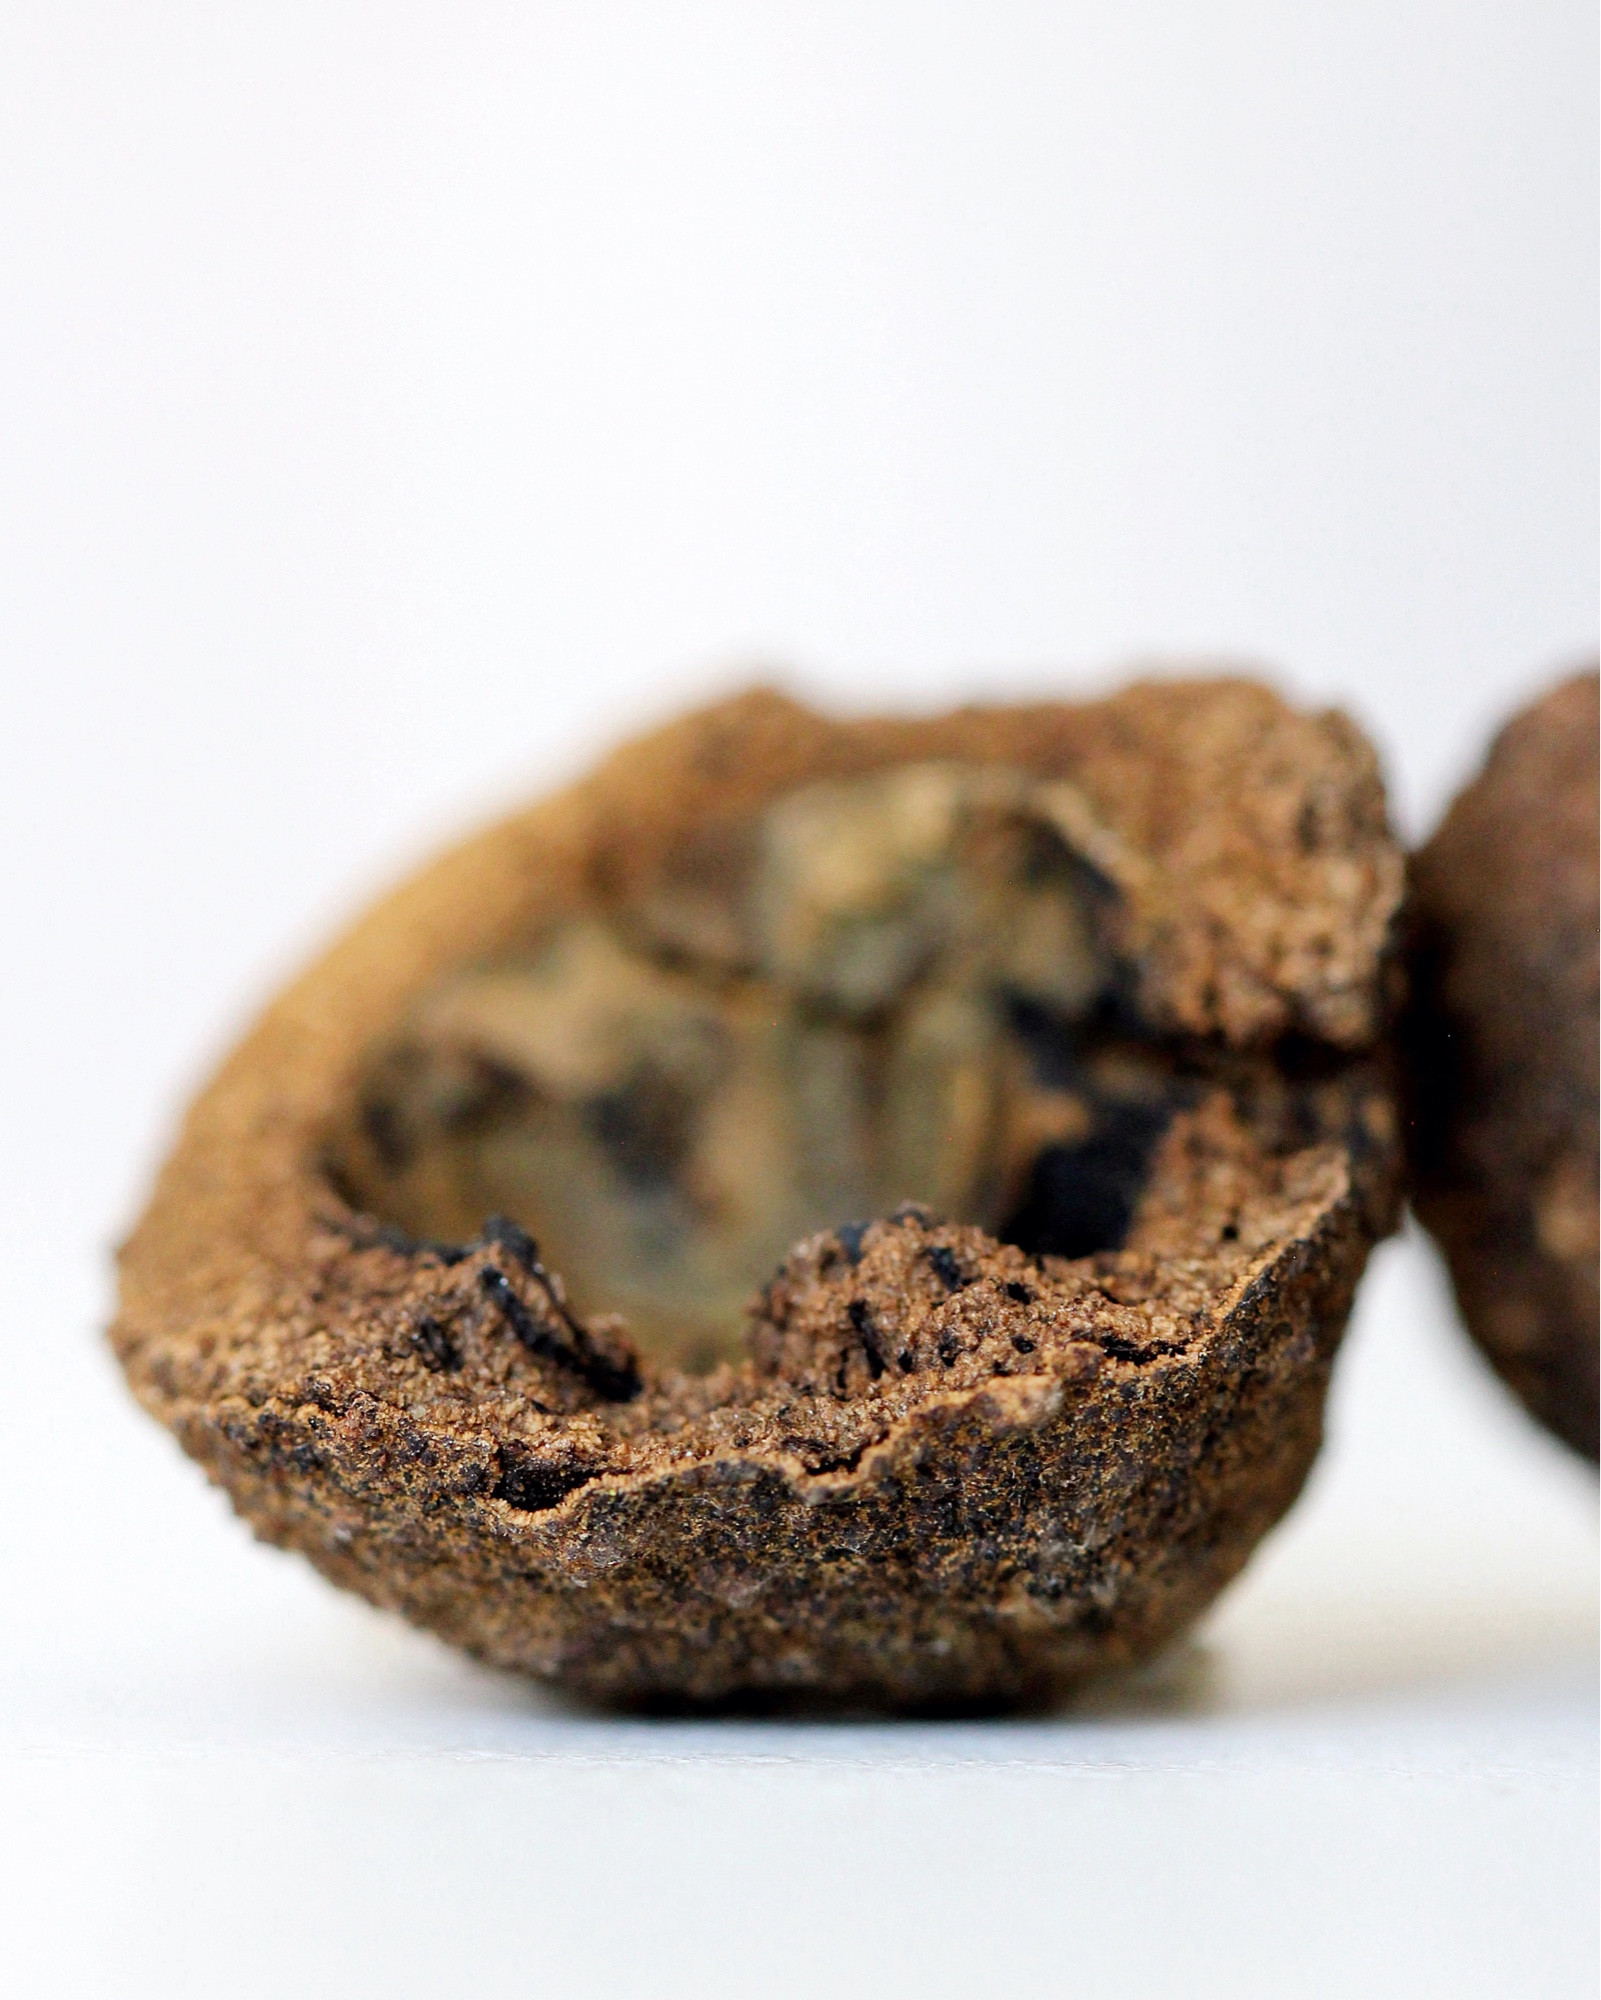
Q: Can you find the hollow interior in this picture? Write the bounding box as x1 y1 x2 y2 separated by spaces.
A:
344 763 1188 1369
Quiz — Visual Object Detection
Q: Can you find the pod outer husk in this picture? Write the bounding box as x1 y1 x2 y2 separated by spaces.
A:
1407 669 1599 1461
112 680 1403 1705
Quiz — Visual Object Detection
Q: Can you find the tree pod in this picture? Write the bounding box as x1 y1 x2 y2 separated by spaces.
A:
113 679 1405 1706
1407 669 1599 1461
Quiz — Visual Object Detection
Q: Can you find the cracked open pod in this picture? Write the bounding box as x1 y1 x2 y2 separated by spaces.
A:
113 680 1404 1707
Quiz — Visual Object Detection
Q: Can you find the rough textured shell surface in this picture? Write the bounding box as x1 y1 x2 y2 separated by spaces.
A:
1407 669 1599 1460
113 681 1404 1705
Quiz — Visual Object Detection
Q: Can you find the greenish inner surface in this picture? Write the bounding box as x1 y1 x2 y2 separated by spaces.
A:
354 763 1170 1369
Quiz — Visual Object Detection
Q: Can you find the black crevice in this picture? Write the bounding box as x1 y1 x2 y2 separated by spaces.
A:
493 1454 598 1513
1094 1332 1192 1366
924 1245 971 1292
477 1219 641 1402
1001 1095 1174 1262
846 1297 886 1378
409 1315 462 1373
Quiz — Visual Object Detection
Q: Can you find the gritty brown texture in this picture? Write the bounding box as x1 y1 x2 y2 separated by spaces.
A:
112 679 1404 1706
1407 670 1599 1459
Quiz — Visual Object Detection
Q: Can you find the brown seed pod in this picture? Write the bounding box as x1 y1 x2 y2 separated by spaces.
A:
112 679 1404 1707
1407 669 1599 1460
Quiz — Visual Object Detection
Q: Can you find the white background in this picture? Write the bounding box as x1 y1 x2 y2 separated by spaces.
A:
1 5 1595 1995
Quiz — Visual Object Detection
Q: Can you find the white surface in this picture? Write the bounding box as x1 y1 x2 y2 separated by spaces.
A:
1 5 1595 1996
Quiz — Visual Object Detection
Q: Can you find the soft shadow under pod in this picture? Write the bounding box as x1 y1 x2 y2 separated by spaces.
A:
113 679 1404 1707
